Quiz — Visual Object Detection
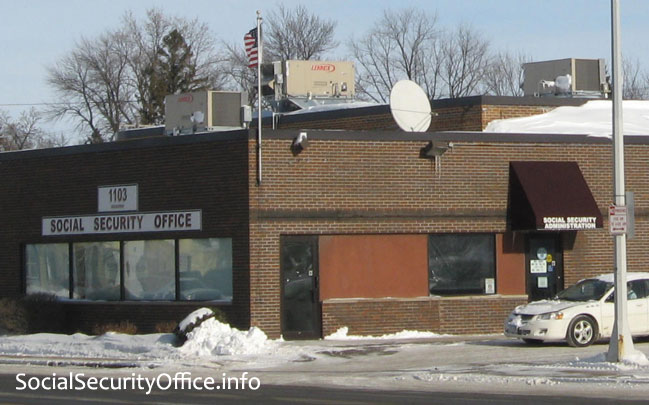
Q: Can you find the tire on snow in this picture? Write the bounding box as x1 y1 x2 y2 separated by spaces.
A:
566 315 598 347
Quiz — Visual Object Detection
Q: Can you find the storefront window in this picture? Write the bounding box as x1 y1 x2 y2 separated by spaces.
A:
124 240 175 300
428 234 495 295
25 244 69 298
179 238 232 301
73 242 120 300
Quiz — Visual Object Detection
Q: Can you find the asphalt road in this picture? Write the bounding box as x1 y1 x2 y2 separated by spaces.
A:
0 374 647 405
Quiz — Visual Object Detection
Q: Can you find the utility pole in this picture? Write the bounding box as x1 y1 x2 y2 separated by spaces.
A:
606 0 634 363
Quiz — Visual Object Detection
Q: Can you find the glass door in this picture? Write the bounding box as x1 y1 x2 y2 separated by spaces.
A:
526 233 563 301
280 236 321 339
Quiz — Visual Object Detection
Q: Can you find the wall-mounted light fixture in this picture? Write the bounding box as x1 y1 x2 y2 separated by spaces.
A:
420 141 453 177
420 141 452 159
291 132 309 156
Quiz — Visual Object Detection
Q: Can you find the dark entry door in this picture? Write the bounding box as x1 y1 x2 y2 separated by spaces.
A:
526 234 564 301
280 236 321 339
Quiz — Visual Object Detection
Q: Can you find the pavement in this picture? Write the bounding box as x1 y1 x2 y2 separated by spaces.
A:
4 334 649 401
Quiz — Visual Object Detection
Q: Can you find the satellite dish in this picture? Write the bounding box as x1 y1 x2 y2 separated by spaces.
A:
390 80 432 132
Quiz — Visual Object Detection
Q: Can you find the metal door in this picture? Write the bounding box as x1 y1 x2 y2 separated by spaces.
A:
280 236 321 339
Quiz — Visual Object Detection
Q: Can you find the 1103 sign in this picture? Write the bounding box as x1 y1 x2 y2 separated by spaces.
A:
98 185 138 212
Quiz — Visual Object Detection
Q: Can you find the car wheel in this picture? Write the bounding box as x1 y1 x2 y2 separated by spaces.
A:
522 338 543 345
566 315 598 347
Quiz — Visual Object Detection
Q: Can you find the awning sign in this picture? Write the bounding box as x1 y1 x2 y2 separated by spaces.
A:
42 210 202 236
542 216 598 230
609 205 628 235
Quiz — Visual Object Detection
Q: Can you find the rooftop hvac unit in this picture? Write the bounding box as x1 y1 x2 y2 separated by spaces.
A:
522 58 609 98
164 90 250 135
261 60 355 112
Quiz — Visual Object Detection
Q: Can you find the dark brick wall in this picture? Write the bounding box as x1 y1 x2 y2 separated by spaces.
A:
0 134 251 332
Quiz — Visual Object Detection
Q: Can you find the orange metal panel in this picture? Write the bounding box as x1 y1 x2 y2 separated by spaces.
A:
319 235 429 300
496 233 526 295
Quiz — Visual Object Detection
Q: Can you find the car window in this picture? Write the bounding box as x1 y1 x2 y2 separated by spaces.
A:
606 280 649 302
631 280 648 299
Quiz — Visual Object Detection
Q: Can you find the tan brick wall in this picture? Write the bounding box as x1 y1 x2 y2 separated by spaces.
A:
248 134 648 338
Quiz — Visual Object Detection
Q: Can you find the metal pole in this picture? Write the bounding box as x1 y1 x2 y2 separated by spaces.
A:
607 0 634 362
256 10 263 186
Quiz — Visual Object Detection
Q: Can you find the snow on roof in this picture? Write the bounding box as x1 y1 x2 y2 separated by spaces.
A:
283 101 381 115
484 100 649 137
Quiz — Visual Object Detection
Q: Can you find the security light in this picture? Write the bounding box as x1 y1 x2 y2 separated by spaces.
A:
291 132 309 156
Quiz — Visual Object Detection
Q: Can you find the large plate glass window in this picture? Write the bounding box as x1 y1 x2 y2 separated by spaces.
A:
73 242 120 300
428 234 495 295
25 244 70 298
124 240 175 300
179 238 233 301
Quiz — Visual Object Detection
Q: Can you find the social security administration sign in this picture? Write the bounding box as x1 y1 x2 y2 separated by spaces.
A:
42 210 202 236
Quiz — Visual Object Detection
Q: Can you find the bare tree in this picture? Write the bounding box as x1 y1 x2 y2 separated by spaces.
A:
221 42 259 105
265 4 338 61
350 8 441 103
440 24 490 98
622 57 649 99
124 9 225 125
0 109 69 151
47 8 223 143
483 51 531 96
221 5 338 107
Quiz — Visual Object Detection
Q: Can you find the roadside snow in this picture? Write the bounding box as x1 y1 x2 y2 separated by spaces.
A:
5 313 649 398
324 326 445 340
484 100 649 137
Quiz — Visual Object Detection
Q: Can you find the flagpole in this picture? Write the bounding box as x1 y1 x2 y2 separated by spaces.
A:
256 10 263 186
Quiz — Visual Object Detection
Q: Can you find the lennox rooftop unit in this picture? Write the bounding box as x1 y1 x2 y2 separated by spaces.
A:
165 90 250 135
262 60 355 112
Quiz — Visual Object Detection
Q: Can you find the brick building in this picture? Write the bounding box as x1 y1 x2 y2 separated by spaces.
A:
1 96 644 339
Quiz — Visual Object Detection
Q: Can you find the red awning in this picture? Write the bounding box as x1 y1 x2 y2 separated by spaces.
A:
508 161 603 231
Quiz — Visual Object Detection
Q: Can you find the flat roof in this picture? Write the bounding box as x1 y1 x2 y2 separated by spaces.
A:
3 129 649 162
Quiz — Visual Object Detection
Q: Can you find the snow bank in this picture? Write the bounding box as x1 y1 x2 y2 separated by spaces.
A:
324 326 445 340
484 100 649 137
180 317 269 356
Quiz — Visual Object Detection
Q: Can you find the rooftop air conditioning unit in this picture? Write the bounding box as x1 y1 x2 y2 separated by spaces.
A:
261 60 356 112
164 90 249 135
522 58 608 98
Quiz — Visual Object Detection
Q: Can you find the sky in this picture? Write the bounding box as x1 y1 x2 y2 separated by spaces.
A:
1 0 648 139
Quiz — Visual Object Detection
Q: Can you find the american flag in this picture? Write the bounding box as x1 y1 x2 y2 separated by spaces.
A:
244 28 258 68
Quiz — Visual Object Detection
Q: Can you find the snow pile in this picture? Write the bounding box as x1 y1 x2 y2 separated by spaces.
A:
179 317 269 357
484 100 649 137
324 326 444 340
580 351 649 368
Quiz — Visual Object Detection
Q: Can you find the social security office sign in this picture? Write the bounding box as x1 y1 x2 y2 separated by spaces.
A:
42 210 202 236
